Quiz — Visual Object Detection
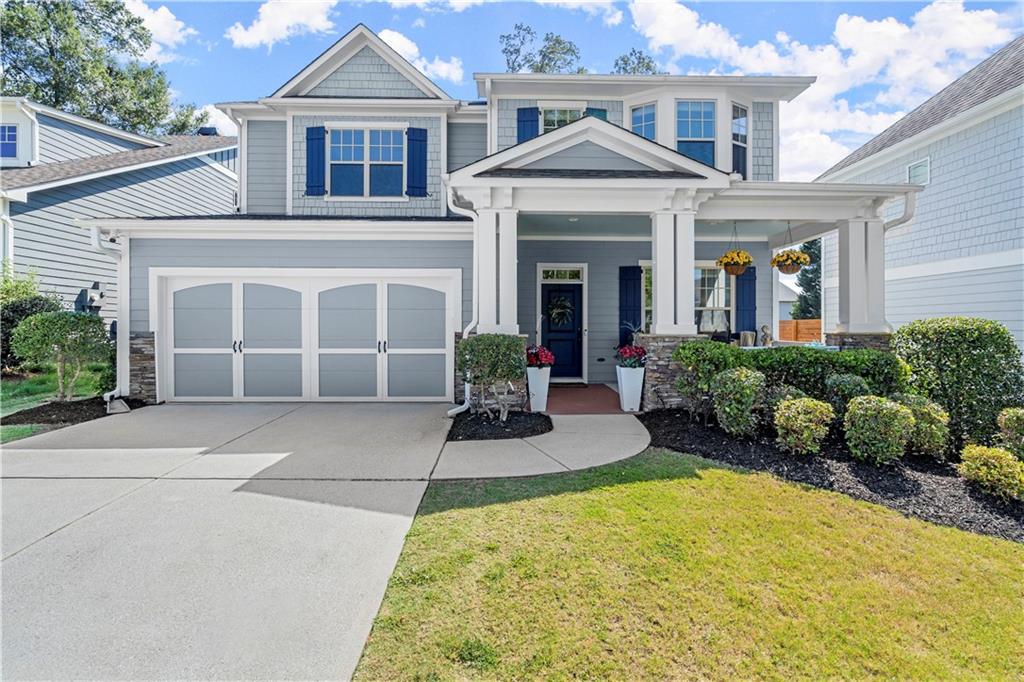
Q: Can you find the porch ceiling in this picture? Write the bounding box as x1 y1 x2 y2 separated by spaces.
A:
518 213 787 240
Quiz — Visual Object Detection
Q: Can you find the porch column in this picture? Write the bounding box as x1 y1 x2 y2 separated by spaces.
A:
651 211 699 335
673 210 698 335
835 218 891 333
497 209 519 334
477 209 500 333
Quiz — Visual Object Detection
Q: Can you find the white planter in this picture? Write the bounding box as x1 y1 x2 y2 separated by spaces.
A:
616 365 645 412
527 366 551 413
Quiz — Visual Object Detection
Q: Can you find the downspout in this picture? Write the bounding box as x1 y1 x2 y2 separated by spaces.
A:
883 191 916 232
89 226 124 405
445 184 479 417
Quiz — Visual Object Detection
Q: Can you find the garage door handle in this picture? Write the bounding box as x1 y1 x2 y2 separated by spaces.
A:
378 340 382 353
383 340 388 353
232 340 238 353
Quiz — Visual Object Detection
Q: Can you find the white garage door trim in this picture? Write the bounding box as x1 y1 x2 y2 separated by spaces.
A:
149 267 461 403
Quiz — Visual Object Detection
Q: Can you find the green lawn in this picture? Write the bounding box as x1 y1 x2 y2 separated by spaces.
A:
355 449 1023 680
0 364 104 443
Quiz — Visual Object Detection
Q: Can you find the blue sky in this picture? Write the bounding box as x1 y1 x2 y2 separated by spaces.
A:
129 0 1021 179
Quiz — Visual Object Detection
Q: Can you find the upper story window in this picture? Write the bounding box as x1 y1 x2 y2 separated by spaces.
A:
631 103 656 140
731 104 748 179
328 127 404 198
676 100 715 167
0 125 16 158
542 108 583 134
907 158 930 185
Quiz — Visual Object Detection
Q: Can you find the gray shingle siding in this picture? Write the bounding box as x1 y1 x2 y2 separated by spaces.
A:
521 141 651 171
291 115 443 217
447 122 486 171
496 99 624 151
305 46 430 98
751 102 774 181
246 121 286 214
37 114 146 163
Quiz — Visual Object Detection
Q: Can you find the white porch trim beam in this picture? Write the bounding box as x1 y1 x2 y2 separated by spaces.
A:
497 209 519 333
651 211 698 335
476 209 500 333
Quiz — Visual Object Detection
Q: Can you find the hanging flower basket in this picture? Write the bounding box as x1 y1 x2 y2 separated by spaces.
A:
771 248 811 275
716 249 753 276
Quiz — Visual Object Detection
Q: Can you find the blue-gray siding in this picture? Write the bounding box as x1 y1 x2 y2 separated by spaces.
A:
306 46 430 98
10 159 237 321
751 102 774 181
208 148 238 174
522 141 651 171
496 99 624 151
37 114 146 163
447 122 487 171
128 239 473 333
246 120 286 214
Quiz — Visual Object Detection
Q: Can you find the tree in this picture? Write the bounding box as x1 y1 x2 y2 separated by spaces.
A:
1 0 207 135
12 311 109 400
613 48 661 75
499 23 585 74
791 239 821 319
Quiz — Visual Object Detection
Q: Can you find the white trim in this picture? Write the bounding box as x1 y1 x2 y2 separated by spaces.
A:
85 219 473 241
535 262 588 383
628 101 657 140
239 119 248 213
325 124 408 200
906 157 930 186
536 100 587 110
822 247 1024 290
285 114 293 215
324 120 407 130
117 235 130 400
200 154 239 181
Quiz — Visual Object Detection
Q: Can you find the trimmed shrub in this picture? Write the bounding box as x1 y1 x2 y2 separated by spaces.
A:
997 408 1024 460
844 396 915 465
0 263 41 305
892 317 1024 448
97 341 117 394
957 445 1024 501
457 334 527 421
748 346 908 399
825 373 871 421
761 383 807 427
710 367 765 437
11 311 109 400
775 398 834 455
892 393 950 459
673 340 747 403
831 348 910 396
1 294 63 369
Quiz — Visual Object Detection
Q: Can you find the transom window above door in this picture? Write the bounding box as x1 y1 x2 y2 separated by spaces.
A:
541 268 583 281
541 108 583 134
328 126 405 198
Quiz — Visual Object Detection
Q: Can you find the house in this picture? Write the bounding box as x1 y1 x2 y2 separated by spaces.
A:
82 25 919 408
0 97 238 323
817 36 1024 348
778 280 799 321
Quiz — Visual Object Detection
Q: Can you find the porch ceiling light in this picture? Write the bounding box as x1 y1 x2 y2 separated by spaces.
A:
567 216 579 222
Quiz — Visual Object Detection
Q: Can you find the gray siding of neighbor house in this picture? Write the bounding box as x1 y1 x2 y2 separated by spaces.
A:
10 158 237 323
129 239 473 333
447 122 487 171
305 46 430 98
291 115 443 217
521 141 651 171
496 99 624 151
246 120 287 215
208 148 238 173
821 105 1023 346
37 114 146 163
751 102 774 181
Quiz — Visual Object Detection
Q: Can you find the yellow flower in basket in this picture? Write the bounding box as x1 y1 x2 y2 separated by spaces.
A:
717 249 754 275
770 248 811 274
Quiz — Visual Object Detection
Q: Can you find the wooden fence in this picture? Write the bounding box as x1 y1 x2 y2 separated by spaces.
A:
778 319 821 343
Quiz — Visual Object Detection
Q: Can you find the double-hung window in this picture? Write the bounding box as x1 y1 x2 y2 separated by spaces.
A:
631 103 656 140
694 264 733 332
731 104 748 179
328 126 405 198
541 108 583 134
676 100 716 167
0 125 16 158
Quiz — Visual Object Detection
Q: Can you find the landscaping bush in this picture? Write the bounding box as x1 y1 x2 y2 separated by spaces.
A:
844 396 915 465
892 317 1024 448
97 340 117 394
710 367 765 437
831 348 910 396
774 398 834 455
747 346 908 399
11 311 109 401
761 383 807 427
673 339 747 403
892 393 950 459
1 294 63 369
825 373 871 421
457 333 527 421
957 445 1024 501
997 408 1024 460
0 262 41 305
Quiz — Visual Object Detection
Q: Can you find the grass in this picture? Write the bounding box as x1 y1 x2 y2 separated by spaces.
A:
355 449 1024 680
0 363 105 443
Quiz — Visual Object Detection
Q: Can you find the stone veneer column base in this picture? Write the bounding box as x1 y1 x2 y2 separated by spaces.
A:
635 333 704 411
825 332 892 351
129 332 158 404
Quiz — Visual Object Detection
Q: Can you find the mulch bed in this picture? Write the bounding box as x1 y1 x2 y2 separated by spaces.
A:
1 396 148 426
638 409 1024 544
448 411 553 441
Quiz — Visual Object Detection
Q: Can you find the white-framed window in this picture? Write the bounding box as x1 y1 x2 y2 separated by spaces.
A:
327 126 405 198
541 108 583 134
0 124 17 158
907 158 930 185
731 103 748 179
631 103 656 140
541 267 583 282
695 263 734 332
676 100 716 166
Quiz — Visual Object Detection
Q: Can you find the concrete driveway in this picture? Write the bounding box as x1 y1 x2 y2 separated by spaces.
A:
1 403 452 681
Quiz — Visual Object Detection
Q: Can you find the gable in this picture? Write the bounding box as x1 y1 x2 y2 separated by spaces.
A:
520 141 654 172
37 114 147 164
305 45 429 99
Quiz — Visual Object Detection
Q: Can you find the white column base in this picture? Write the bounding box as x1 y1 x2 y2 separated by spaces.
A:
476 323 520 335
651 323 699 336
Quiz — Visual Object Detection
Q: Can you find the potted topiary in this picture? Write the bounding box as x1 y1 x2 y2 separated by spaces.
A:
770 248 811 275
615 343 647 412
716 249 753 276
525 345 555 413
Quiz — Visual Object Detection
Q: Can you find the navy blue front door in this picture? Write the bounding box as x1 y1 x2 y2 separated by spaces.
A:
541 284 583 378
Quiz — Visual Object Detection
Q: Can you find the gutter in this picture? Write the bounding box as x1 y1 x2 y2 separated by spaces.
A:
444 183 479 418
88 226 127 409
883 191 916 232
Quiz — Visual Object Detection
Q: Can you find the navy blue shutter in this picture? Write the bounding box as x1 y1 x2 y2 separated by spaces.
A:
406 127 428 197
305 126 326 196
517 107 539 143
735 267 756 333
585 107 608 121
619 266 643 346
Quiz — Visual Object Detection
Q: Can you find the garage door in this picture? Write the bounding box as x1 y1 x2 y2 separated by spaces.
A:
162 270 458 402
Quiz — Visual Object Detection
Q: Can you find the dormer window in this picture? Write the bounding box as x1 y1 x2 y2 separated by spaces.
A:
0 125 16 158
676 100 715 167
327 125 405 198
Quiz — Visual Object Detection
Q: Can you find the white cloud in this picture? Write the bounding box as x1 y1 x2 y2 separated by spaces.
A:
379 28 464 83
225 0 338 50
412 17 426 28
124 0 197 64
201 105 239 136
538 1 623 27
386 0 484 11
628 0 1016 180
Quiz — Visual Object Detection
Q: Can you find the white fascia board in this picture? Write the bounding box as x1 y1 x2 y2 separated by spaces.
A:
475 74 815 101
16 99 166 148
79 218 473 240
819 85 1024 182
448 109 488 123
257 98 460 114
723 180 920 198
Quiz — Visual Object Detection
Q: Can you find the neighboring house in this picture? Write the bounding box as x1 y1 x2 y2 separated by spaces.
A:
778 280 799 321
817 36 1024 348
84 25 918 407
0 97 238 324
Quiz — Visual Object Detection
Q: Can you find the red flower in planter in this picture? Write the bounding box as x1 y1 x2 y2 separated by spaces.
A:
616 344 647 368
526 345 555 368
